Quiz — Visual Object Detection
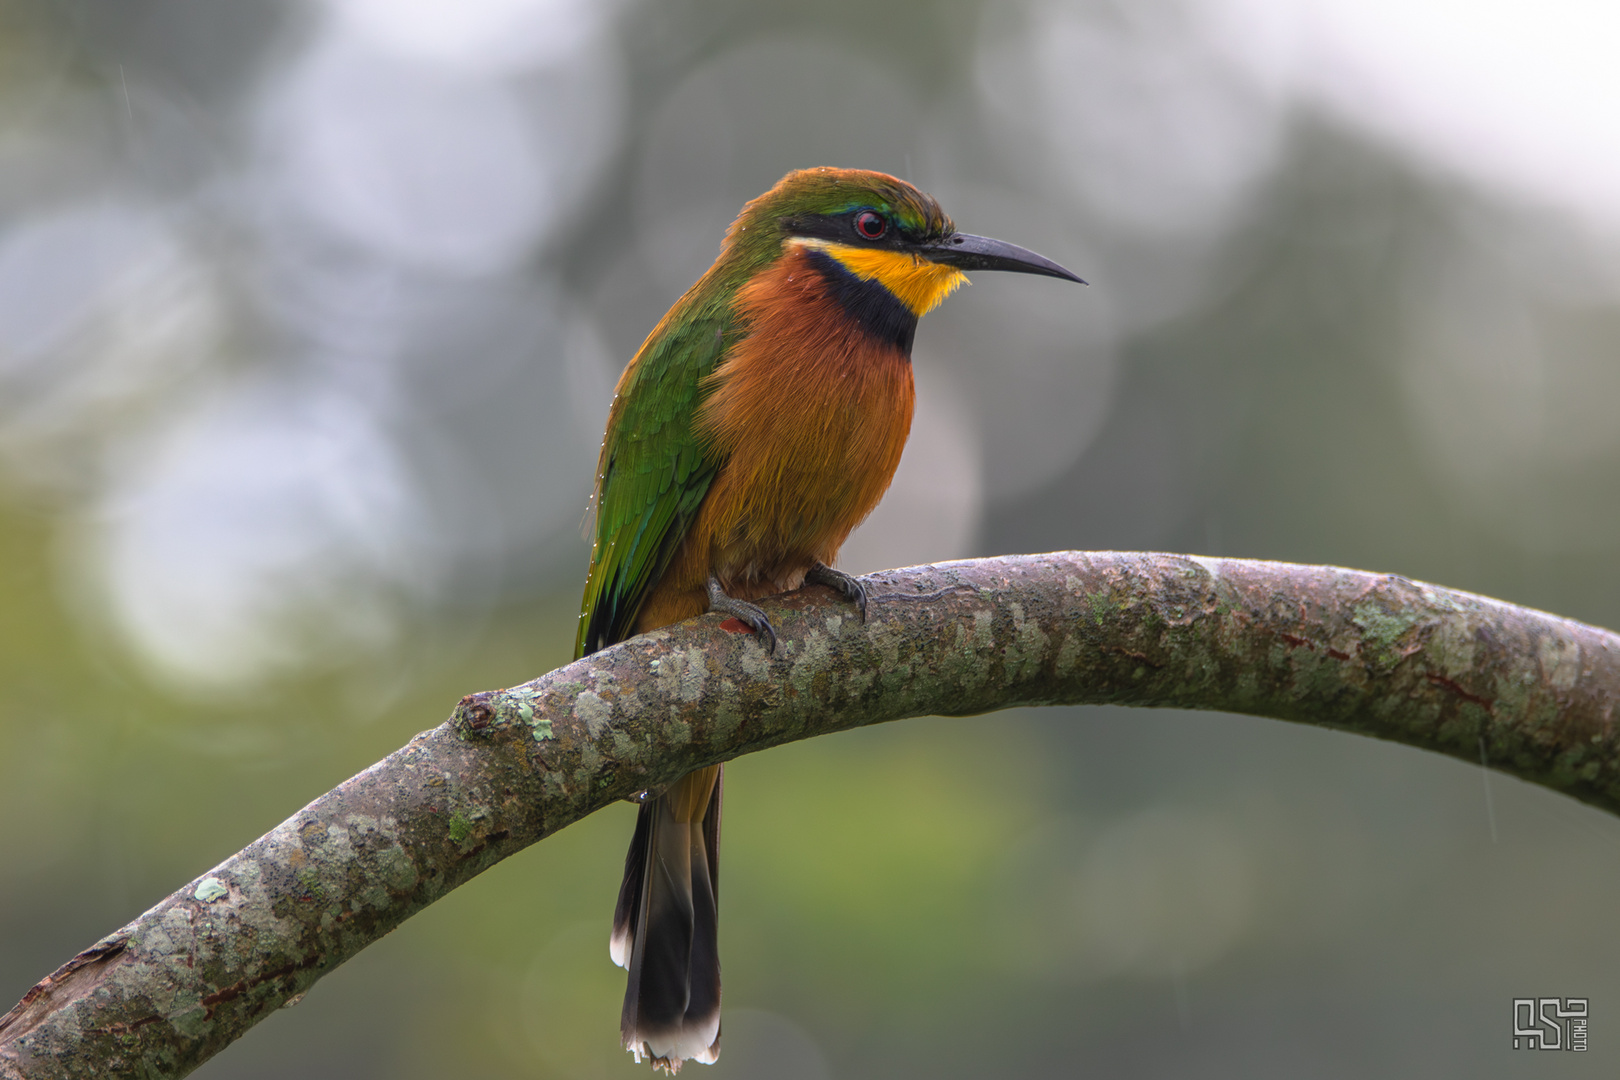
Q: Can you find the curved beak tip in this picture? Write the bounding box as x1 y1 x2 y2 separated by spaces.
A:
926 232 1086 284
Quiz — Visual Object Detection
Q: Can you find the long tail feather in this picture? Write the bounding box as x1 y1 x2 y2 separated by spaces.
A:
615 765 723 1072
610 795 653 969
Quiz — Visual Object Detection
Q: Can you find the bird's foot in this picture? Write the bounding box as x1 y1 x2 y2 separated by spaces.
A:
707 576 777 655
805 561 868 622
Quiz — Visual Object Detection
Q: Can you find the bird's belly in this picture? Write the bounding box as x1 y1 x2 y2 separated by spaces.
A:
704 363 915 598
713 461 886 592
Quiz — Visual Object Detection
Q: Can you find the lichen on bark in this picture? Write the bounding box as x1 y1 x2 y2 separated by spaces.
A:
2 552 1616 1079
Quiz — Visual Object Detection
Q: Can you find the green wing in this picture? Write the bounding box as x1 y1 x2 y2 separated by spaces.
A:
575 301 732 658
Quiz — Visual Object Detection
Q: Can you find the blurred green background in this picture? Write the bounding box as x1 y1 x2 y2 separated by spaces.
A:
3 0 1619 1076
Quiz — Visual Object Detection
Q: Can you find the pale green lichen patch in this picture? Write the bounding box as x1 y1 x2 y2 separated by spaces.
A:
611 730 639 760
653 647 709 703
374 845 418 892
869 617 908 675
448 812 474 843
1007 601 1051 683
500 685 554 741
843 667 875 701
296 868 326 902
789 627 835 701
1539 634 1582 691
574 743 604 789
1353 600 1424 646
142 916 178 959
949 609 996 692
347 812 391 837
711 678 744 741
740 640 772 681
193 877 229 903
1352 599 1428 668
355 881 391 911
575 689 613 737
1427 618 1478 678
1054 630 1082 675
168 1005 212 1040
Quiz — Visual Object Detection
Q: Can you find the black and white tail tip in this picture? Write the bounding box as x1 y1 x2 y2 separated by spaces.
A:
610 765 724 1073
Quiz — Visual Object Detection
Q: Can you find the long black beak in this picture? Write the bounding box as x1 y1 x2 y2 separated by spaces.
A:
920 233 1086 284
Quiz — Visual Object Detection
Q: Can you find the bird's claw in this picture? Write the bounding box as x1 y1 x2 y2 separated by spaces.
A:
805 561 868 622
707 576 778 655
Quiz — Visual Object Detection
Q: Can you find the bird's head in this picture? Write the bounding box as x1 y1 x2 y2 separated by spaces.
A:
722 167 1083 319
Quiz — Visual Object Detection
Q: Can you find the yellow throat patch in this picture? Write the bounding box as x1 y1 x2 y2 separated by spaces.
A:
794 239 968 317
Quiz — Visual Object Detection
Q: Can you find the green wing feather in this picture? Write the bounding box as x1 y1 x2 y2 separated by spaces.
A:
575 300 734 658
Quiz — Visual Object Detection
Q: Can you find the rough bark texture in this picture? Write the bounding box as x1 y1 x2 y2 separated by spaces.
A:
3 552 1617 1078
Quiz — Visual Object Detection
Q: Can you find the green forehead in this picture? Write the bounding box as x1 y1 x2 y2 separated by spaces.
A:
831 197 935 232
800 180 939 225
753 169 953 235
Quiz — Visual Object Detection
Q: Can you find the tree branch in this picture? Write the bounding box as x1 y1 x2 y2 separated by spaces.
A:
3 552 1617 1078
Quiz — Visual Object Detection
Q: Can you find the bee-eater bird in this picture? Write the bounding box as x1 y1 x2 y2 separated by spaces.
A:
576 166 1082 1071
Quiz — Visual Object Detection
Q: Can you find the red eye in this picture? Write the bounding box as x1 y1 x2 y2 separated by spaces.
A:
854 211 888 239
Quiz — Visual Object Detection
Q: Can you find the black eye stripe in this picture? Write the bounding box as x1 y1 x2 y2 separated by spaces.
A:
779 209 926 245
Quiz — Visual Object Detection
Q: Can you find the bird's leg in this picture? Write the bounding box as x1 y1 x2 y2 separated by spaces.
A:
805 560 868 622
707 576 777 655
